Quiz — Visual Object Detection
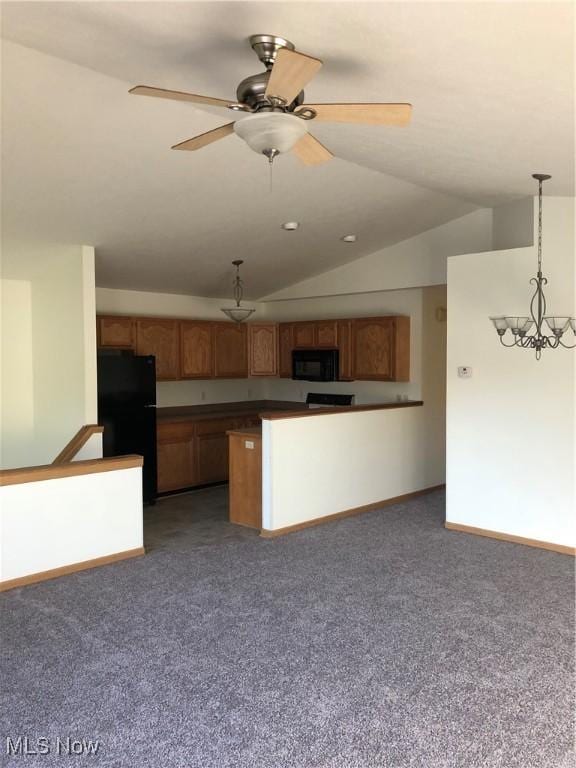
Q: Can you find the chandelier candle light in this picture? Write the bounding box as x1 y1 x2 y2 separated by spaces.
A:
221 260 256 323
489 174 575 360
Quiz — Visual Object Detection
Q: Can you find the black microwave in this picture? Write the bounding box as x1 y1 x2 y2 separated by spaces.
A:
292 349 339 381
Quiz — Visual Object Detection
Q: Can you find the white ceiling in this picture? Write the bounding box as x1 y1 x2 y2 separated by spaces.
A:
1 1 573 298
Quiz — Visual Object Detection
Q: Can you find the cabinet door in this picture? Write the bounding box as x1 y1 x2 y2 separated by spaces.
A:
97 316 134 348
352 317 394 381
156 422 196 492
278 324 294 378
249 324 278 377
293 322 316 348
316 320 338 348
213 323 248 378
135 318 180 380
197 434 229 484
338 320 354 381
181 321 214 379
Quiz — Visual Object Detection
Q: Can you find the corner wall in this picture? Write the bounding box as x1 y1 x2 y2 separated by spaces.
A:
446 197 575 548
1 245 97 468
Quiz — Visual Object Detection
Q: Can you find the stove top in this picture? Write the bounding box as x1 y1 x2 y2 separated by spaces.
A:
306 393 355 408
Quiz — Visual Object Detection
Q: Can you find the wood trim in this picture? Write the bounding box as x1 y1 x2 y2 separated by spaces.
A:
53 425 105 464
444 522 576 556
0 455 143 487
260 484 445 538
0 547 146 592
260 400 423 421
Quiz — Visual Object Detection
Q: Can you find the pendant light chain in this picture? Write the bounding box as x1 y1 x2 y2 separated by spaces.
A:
537 176 543 275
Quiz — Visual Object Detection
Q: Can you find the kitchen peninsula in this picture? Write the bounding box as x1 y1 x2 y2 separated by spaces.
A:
227 399 438 535
156 400 303 493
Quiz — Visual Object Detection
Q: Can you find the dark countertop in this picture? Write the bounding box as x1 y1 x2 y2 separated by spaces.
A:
259 400 424 420
156 400 305 422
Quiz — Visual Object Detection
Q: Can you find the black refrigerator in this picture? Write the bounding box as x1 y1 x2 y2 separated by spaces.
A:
97 352 157 504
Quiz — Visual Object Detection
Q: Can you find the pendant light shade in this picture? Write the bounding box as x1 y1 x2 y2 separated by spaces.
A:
221 260 255 323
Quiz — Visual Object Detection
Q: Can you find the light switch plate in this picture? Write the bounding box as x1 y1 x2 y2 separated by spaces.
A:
458 366 472 378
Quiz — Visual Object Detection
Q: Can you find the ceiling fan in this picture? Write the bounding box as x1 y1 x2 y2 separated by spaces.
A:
130 34 412 166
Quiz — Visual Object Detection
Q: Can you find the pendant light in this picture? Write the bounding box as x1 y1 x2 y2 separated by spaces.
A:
489 174 575 359
221 260 256 323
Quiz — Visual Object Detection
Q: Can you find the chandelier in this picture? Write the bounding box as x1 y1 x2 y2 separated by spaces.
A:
221 260 256 323
490 174 575 359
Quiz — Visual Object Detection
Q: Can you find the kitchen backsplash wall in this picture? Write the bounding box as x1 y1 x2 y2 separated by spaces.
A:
156 378 268 408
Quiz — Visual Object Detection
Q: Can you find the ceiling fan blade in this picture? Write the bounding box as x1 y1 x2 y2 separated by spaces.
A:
265 48 322 106
304 103 412 126
129 85 234 109
172 123 235 151
292 133 333 166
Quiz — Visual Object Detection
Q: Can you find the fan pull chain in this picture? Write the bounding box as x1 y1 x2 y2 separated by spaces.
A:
269 157 273 194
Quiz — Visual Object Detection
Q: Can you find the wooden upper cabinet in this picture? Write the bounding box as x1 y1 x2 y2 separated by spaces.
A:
97 316 134 348
135 318 180 380
213 322 248 378
316 320 338 348
278 324 294 378
337 320 354 381
293 322 316 348
180 321 214 379
352 316 410 382
249 323 278 377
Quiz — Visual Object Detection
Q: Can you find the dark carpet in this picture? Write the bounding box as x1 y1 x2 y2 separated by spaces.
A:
1 487 574 768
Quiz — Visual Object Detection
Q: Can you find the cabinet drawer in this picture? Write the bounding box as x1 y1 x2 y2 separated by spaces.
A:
195 417 238 436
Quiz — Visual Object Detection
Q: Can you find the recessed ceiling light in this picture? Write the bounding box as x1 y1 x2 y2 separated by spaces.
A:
281 221 300 231
341 234 357 243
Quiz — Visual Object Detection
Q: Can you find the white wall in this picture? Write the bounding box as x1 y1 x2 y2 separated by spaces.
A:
0 465 143 582
0 279 35 468
492 196 534 251
262 405 444 531
1 245 97 468
446 197 575 548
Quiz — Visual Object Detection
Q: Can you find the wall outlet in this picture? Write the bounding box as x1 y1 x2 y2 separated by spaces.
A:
201 391 206 400
458 366 472 378
247 388 253 399
245 440 255 450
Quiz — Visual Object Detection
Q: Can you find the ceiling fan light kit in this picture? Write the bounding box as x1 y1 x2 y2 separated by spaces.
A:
233 112 308 158
489 174 575 359
129 34 412 167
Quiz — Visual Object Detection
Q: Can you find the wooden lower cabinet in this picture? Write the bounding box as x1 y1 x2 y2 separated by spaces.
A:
157 414 261 493
156 421 197 492
228 430 262 529
197 434 229 484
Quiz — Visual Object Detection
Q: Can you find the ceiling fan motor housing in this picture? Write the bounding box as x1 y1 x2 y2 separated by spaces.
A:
236 71 304 112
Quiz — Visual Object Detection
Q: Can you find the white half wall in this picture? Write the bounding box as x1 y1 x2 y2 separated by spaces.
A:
0 466 143 582
446 197 575 548
262 405 444 531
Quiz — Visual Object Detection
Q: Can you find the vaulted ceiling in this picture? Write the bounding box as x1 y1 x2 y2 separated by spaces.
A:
1 1 573 298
